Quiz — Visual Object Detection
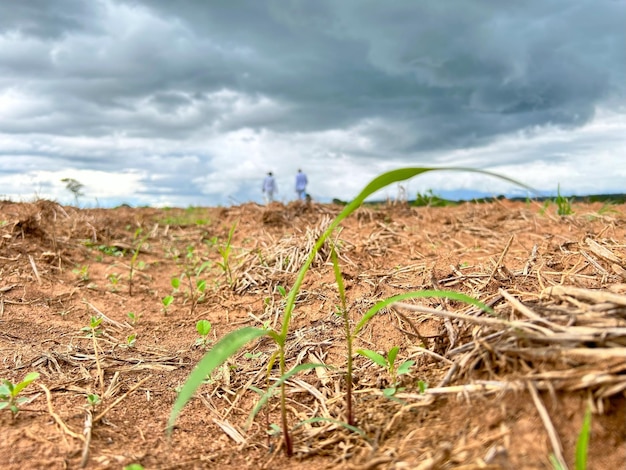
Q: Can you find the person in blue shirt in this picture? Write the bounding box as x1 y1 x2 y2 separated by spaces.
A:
262 172 277 204
295 169 308 200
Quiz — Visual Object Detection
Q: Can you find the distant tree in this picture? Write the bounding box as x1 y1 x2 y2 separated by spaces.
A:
61 178 84 206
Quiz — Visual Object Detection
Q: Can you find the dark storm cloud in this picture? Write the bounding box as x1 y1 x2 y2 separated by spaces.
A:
117 0 625 149
0 0 625 206
2 0 624 148
0 0 101 39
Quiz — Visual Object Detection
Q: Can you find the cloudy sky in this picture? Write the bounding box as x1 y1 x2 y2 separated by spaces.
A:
1 0 625 207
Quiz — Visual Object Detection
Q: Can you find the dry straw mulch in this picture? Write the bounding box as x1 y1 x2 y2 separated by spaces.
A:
0 199 625 469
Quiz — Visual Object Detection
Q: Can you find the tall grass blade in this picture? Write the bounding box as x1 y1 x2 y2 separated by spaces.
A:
281 167 532 338
353 290 494 337
168 327 268 433
330 244 355 424
575 406 592 470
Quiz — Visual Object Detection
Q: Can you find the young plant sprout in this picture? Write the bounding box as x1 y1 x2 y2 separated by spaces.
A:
107 273 121 291
126 333 137 348
162 295 174 314
555 184 574 216
195 320 212 349
0 372 40 415
356 346 415 397
86 393 101 409
127 311 138 325
73 265 90 282
169 246 211 315
215 222 237 287
167 166 534 457
128 228 149 296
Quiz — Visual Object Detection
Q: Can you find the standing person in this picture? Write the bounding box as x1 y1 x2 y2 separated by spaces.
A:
295 168 308 200
262 171 277 204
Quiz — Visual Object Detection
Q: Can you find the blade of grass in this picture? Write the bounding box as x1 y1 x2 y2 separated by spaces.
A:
280 167 533 340
575 406 592 470
353 290 494 337
330 244 355 425
168 327 268 434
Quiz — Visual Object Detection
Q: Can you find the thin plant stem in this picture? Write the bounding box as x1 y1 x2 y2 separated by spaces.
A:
91 325 104 396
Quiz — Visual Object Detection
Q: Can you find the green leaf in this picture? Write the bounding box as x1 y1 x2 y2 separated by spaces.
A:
397 360 415 376
354 290 494 337
168 327 268 433
196 279 207 292
171 277 180 289
162 295 174 307
330 246 347 311
276 285 287 297
197 261 211 275
356 349 388 369
575 406 592 470
387 346 399 367
12 372 40 396
195 320 211 337
0 381 12 397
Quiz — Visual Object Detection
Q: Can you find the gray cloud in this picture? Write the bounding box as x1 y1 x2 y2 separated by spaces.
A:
0 0 624 206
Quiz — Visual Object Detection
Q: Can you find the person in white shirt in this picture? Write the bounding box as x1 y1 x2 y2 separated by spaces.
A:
295 169 308 200
262 172 277 203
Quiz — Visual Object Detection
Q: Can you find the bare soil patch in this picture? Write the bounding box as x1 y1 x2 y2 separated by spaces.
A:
1 198 625 469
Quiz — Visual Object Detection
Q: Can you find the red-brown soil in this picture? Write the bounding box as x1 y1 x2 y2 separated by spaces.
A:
1 198 625 469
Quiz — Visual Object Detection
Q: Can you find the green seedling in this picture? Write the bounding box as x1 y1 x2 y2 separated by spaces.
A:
107 272 121 291
215 223 237 287
357 346 414 397
169 246 211 315
194 320 212 349
597 201 618 215
162 295 174 314
555 184 573 216
126 333 137 348
86 393 101 409
417 380 428 394
0 372 40 415
100 245 123 256
330 245 355 424
550 405 592 470
127 311 138 325
128 228 149 296
413 189 454 207
73 265 90 282
81 316 103 337
168 166 534 457
82 316 105 395
244 351 262 360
